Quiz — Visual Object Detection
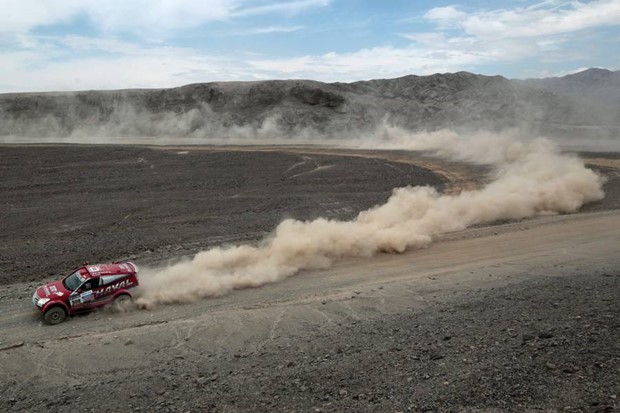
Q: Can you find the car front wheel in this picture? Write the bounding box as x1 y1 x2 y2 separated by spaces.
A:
44 306 67 325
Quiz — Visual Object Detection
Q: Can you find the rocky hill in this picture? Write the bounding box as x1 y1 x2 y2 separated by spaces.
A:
1 69 618 140
522 68 620 106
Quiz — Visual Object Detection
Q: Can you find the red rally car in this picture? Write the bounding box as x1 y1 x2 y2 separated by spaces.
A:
32 262 139 325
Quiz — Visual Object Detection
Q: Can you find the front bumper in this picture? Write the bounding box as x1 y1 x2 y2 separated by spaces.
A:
32 292 49 310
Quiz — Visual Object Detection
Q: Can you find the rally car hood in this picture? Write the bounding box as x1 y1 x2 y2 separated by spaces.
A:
36 280 70 299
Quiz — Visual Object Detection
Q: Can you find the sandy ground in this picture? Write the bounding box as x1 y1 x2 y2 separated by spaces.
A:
0 145 619 412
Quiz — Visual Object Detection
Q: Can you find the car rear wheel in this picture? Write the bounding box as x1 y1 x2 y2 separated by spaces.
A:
112 294 133 312
44 306 67 325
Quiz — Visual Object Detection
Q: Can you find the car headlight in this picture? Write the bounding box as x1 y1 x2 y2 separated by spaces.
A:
37 298 50 307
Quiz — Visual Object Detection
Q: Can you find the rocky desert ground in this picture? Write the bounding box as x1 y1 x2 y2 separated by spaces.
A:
0 143 618 412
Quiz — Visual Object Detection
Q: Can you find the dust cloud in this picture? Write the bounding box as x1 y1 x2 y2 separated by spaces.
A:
135 129 605 308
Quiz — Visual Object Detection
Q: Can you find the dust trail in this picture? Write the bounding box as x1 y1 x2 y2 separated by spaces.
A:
136 130 604 308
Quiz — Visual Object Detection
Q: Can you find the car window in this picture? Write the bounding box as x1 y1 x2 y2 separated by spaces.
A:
100 275 129 285
63 271 86 291
82 278 102 291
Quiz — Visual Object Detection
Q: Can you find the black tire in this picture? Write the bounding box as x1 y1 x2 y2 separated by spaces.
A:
112 294 133 313
44 306 67 325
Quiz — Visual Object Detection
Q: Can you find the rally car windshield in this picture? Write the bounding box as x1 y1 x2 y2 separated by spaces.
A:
63 271 86 291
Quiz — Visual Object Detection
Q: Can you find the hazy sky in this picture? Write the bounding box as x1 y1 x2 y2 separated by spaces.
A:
1 0 619 92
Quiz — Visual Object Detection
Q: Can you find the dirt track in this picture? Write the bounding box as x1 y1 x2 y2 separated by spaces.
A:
0 145 619 412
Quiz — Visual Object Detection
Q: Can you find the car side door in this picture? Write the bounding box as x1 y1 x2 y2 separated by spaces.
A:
68 278 100 310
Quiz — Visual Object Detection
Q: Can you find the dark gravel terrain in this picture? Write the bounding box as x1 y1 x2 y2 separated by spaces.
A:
0 144 444 285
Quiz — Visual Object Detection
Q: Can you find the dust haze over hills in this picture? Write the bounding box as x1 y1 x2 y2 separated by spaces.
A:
0 69 619 144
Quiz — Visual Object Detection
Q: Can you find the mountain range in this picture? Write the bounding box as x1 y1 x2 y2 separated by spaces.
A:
0 68 618 140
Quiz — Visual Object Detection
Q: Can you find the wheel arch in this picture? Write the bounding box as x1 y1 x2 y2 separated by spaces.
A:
112 290 133 300
42 301 69 314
